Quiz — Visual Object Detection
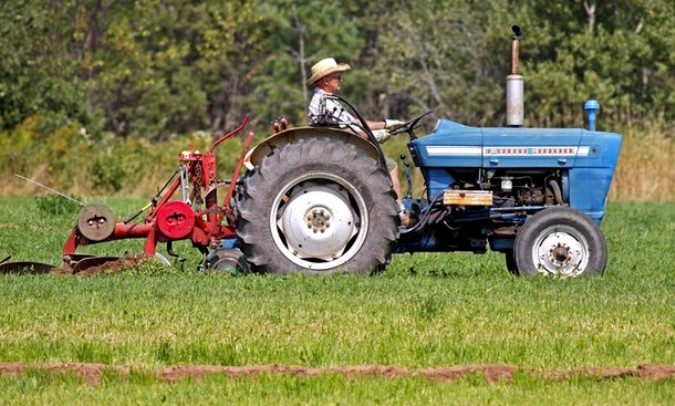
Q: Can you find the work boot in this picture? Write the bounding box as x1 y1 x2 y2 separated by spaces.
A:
399 209 418 228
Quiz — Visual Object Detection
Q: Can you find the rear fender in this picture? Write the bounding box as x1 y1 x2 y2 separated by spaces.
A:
246 126 380 168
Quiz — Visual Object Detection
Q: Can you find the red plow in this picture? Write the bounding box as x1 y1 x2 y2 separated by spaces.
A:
1 116 254 275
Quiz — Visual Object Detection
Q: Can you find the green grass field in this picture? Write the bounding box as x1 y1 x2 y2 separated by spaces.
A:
0 198 673 404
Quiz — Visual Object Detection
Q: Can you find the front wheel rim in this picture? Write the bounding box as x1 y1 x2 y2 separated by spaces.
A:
532 225 590 277
270 172 368 271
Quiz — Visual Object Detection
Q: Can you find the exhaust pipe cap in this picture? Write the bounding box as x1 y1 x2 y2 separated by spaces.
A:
584 99 600 131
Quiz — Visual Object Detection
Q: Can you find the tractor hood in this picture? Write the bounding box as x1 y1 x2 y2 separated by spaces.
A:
409 118 622 171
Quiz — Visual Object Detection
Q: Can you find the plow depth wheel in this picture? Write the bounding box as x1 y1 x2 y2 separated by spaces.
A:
236 136 398 275
77 204 116 242
513 207 607 277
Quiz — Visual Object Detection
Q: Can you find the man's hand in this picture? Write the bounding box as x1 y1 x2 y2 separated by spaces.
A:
372 129 392 143
384 119 405 129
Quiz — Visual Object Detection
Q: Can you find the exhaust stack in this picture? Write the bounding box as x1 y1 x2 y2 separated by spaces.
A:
506 25 524 126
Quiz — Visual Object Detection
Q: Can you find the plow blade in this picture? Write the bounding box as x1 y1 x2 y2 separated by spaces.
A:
70 256 121 274
61 253 152 274
0 261 55 275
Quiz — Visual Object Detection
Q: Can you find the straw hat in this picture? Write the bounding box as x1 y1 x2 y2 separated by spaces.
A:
306 58 352 85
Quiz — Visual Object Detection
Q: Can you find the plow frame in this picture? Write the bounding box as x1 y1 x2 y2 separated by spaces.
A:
62 115 255 269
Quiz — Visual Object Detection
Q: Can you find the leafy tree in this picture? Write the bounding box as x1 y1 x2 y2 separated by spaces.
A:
366 0 511 125
1 0 674 138
0 0 92 131
517 0 675 127
249 0 363 126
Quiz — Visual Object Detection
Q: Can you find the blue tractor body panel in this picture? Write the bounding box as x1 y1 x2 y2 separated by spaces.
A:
408 119 622 223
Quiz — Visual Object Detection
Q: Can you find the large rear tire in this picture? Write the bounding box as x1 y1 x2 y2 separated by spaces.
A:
513 207 607 277
236 136 399 275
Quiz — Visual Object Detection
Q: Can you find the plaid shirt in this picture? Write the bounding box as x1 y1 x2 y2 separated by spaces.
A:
308 88 357 126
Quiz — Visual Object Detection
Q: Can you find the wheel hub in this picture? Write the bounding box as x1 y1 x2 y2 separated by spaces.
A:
535 229 587 277
278 185 358 261
306 208 331 233
551 243 571 264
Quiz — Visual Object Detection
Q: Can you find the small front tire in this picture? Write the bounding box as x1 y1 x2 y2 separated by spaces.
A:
513 207 607 277
504 249 518 275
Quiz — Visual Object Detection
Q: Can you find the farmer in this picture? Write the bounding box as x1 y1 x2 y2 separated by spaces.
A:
306 57 416 227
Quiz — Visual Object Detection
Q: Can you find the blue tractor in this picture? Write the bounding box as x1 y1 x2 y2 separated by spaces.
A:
0 27 620 278
232 26 622 277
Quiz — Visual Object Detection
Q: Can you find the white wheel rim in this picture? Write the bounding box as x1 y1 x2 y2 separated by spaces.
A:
531 225 589 277
270 172 367 271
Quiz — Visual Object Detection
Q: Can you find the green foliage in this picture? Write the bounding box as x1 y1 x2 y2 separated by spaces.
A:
520 0 675 127
1 0 674 138
90 157 125 194
371 0 509 123
0 116 97 191
34 195 82 216
251 0 363 125
0 117 251 197
0 1 95 131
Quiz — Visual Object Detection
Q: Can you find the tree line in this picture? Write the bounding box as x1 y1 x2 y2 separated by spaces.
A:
1 0 673 140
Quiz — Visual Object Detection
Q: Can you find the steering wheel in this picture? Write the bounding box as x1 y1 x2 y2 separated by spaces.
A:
389 110 434 137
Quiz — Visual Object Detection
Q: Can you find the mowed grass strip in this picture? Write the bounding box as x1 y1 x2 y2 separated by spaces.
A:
0 371 673 405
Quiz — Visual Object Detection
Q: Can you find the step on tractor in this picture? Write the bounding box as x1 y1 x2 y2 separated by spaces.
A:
0 26 622 277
